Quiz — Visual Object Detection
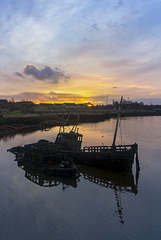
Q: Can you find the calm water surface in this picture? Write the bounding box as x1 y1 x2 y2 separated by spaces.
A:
0 116 161 240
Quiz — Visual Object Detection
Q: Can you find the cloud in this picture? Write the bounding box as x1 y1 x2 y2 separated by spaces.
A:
14 72 24 78
115 0 124 10
0 91 91 103
1 90 161 105
91 23 99 31
128 85 156 90
107 21 126 33
23 64 70 83
134 98 161 105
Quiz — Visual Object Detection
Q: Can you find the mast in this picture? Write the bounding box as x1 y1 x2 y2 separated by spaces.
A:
71 115 80 133
59 113 71 133
112 96 123 148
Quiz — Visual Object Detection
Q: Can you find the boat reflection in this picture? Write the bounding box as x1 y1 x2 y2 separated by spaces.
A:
17 161 80 190
17 160 139 225
79 165 139 194
78 165 140 225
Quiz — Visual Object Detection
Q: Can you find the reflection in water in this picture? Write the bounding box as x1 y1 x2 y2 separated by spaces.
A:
79 165 139 225
79 165 139 194
17 159 139 225
1 117 161 240
17 162 80 190
0 127 50 142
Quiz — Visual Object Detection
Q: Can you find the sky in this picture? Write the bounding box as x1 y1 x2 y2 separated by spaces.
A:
0 0 161 105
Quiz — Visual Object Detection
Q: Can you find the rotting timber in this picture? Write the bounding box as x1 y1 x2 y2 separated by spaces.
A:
55 97 139 170
8 97 139 172
56 132 138 170
8 139 77 177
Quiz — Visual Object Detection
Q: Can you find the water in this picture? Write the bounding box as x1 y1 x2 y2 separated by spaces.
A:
0 116 161 240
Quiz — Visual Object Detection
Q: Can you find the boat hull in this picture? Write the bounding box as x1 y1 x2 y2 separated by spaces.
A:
8 139 77 177
63 144 137 170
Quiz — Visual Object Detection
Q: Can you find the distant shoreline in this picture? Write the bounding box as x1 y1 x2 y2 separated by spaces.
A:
0 109 161 138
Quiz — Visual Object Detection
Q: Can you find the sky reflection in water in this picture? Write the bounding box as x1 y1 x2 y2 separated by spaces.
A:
0 117 161 240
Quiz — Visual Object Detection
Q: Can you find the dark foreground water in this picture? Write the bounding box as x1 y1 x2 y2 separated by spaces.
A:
0 116 161 240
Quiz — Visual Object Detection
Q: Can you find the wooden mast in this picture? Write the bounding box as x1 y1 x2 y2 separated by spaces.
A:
71 115 80 133
112 96 123 148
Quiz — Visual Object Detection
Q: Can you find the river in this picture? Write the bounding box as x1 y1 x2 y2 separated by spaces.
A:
0 116 161 240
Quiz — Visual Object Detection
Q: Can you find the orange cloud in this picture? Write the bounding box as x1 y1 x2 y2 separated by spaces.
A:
128 85 156 89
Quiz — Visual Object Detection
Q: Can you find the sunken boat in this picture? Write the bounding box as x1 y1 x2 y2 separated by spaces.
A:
8 139 77 177
55 97 139 170
8 97 138 172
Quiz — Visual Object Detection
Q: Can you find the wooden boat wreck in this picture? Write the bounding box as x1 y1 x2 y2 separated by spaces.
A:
8 97 139 172
55 97 139 170
8 139 77 177
55 131 138 170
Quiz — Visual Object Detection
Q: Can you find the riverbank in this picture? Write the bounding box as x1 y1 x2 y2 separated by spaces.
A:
0 109 161 137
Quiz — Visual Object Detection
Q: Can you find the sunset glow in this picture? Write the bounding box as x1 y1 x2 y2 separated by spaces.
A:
0 0 161 105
